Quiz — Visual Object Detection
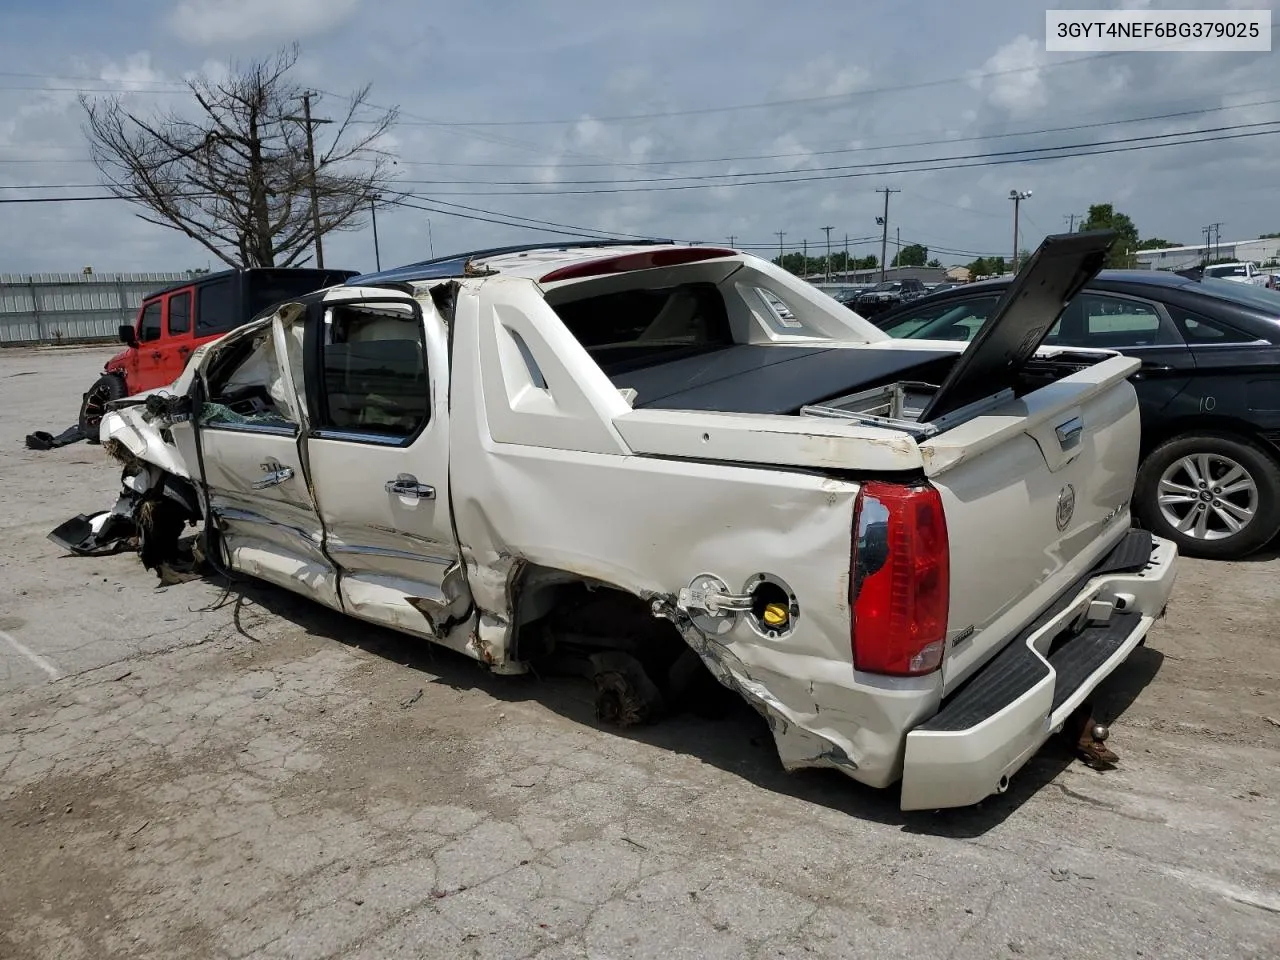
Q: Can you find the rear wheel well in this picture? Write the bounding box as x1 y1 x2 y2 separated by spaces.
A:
507 565 739 722
509 565 683 665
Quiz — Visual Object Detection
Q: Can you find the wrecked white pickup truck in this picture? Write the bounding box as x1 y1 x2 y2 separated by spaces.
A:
73 232 1178 811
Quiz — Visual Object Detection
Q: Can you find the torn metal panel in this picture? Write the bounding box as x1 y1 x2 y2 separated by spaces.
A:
101 406 192 480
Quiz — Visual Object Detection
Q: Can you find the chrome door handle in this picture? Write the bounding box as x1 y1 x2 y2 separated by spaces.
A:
1055 416 1083 449
252 466 294 489
385 474 435 500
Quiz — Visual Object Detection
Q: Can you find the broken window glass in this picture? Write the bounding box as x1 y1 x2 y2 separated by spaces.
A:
199 318 300 430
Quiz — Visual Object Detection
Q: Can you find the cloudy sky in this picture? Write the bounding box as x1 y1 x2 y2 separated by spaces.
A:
1 0 1277 274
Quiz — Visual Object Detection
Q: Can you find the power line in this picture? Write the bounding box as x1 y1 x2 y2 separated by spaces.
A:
0 182 879 251
13 92 1277 176
380 93 1280 170
361 119 1280 188
381 189 667 243
375 43 1272 128
0 70 186 87
8 124 1278 213
387 124 1280 196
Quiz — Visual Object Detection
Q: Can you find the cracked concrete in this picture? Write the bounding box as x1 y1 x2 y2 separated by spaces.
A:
2 345 1280 959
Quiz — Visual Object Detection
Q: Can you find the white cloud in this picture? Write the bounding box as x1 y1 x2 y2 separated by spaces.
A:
99 52 167 90
968 35 1048 118
780 57 869 98
167 0 361 45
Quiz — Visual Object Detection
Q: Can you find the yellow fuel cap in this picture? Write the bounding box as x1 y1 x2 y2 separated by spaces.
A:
762 603 789 627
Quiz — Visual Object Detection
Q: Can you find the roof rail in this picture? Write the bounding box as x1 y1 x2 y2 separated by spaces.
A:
346 238 672 287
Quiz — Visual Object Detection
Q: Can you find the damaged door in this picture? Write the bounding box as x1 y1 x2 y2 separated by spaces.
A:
301 288 470 639
196 306 340 608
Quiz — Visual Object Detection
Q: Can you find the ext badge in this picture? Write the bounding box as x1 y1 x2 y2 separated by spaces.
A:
1056 483 1076 531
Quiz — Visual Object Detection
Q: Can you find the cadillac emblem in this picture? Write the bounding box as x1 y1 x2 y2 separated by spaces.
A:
1056 483 1076 531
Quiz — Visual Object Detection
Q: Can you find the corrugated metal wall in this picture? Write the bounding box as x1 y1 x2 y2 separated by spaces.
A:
0 272 192 345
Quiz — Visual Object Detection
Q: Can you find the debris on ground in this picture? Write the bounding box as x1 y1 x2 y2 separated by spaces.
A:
24 423 85 450
400 689 424 709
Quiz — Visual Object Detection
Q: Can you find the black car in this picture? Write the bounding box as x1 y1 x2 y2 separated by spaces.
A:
871 269 1280 560
846 278 928 316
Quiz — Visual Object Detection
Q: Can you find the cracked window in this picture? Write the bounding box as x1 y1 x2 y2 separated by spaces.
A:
199 323 300 430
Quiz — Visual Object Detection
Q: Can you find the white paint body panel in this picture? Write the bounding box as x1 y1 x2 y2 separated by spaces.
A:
110 245 1178 811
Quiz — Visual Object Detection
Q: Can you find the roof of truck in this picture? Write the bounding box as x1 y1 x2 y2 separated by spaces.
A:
345 240 751 288
143 266 359 301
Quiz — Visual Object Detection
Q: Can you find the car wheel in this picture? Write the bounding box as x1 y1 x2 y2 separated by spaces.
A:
78 374 127 444
1134 433 1280 560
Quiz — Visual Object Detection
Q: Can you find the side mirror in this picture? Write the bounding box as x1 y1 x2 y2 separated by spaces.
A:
118 324 138 347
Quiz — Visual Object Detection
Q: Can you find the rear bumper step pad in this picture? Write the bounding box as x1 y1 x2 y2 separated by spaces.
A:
918 529 1152 734
898 530 1177 811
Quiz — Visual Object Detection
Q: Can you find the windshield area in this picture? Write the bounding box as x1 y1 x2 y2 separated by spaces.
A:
1204 264 1249 279
871 282 901 292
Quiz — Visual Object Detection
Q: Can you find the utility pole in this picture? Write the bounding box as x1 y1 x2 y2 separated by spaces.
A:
776 230 786 266
1202 225 1213 264
1065 213 1079 232
844 233 849 280
1211 222 1223 261
821 225 833 282
875 187 899 281
895 227 900 267
294 92 333 269
370 194 382 271
1009 189 1033 273
802 238 808 273
727 235 736 249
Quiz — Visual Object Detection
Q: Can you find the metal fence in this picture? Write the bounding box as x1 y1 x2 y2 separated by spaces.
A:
0 272 192 346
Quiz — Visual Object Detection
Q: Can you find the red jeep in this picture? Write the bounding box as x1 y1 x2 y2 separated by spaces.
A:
79 267 357 439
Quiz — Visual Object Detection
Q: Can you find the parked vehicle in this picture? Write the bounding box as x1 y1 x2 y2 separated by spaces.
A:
1202 261 1271 287
872 269 1280 560
87 234 1176 811
78 267 358 441
847 278 928 316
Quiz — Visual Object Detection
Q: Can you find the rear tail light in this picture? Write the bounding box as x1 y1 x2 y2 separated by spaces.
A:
850 481 950 676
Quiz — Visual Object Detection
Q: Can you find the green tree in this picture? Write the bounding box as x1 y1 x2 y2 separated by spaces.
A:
1137 238 1182 250
1259 232 1280 239
891 243 928 267
968 257 990 277
1079 203 1140 268
925 258 943 268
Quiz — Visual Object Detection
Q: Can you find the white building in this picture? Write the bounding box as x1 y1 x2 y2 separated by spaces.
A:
1136 236 1280 271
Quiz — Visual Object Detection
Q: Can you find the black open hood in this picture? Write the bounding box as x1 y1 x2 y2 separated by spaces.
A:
918 229 1117 423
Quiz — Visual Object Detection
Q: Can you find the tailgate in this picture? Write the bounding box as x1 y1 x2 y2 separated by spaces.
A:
919 352 1143 693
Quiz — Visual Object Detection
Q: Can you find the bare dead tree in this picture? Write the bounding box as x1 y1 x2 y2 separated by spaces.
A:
80 45 398 268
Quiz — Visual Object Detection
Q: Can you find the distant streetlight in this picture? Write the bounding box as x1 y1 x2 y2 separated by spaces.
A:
1009 189 1032 272
370 194 382 271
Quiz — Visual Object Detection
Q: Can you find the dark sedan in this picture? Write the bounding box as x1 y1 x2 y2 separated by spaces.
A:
871 270 1280 560
845 278 928 316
